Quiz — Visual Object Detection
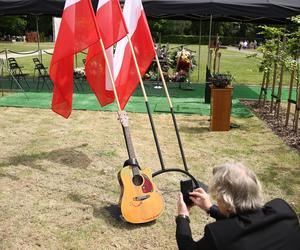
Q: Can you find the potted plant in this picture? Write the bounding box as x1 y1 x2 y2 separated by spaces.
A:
210 72 234 88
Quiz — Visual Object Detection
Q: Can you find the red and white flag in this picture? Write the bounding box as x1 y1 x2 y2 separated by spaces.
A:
85 0 128 107
114 0 156 110
50 0 99 118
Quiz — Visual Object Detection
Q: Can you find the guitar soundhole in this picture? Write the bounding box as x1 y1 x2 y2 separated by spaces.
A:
132 175 143 186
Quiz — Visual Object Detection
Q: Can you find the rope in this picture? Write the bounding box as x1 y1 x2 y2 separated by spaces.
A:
7 49 39 55
43 50 53 55
44 50 85 56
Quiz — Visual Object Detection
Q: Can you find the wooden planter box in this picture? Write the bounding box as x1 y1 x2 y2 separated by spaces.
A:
210 86 233 131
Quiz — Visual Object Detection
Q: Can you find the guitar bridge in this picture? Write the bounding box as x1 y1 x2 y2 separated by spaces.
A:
133 194 150 201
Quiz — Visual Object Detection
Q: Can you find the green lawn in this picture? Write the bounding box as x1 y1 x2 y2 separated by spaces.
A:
0 42 54 52
0 42 299 250
168 44 293 85
0 42 294 85
0 108 299 249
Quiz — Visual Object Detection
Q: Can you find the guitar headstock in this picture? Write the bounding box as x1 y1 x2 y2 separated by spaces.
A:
118 111 129 127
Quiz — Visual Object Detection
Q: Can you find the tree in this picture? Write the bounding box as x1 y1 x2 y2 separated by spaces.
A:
25 15 53 41
0 16 27 37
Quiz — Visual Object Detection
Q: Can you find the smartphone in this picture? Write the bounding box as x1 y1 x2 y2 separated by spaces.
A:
180 179 194 206
180 179 209 206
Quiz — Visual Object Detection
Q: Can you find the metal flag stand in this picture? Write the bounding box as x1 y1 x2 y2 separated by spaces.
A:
151 52 199 188
125 33 199 188
126 35 166 170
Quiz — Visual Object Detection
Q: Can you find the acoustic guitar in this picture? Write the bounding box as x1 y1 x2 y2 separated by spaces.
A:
117 111 164 224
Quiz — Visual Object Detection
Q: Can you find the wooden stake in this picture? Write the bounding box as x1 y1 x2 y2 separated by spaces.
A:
285 68 295 126
258 71 266 105
275 60 284 119
263 70 270 108
270 38 280 113
295 84 300 134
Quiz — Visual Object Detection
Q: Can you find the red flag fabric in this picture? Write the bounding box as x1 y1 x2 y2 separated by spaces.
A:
50 0 99 118
96 0 128 48
114 0 156 110
85 46 115 106
85 0 128 107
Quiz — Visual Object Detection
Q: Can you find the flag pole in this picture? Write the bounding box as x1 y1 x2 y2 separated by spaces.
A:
87 0 121 111
98 40 121 110
154 54 188 172
126 35 166 170
97 37 135 159
88 0 134 158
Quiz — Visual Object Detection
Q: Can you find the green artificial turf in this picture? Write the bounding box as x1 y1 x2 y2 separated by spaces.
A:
0 91 253 118
0 80 297 118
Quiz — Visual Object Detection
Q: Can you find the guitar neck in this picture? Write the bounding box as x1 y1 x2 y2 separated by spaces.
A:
122 125 136 160
118 111 139 175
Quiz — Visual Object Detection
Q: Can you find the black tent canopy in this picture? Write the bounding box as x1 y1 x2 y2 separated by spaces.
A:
0 0 65 16
0 0 98 16
0 0 299 22
142 0 300 22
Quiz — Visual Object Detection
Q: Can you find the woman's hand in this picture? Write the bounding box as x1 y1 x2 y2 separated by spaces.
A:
177 193 190 216
189 188 212 212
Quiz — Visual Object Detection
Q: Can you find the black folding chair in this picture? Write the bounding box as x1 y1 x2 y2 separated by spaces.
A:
35 63 52 91
32 57 41 81
7 57 18 64
8 58 30 90
33 57 40 65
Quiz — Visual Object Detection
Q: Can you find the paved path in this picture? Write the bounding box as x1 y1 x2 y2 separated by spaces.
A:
226 46 262 56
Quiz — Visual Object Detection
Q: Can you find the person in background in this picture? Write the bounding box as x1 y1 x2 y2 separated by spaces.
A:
249 41 254 49
176 162 300 250
238 40 243 50
253 40 258 49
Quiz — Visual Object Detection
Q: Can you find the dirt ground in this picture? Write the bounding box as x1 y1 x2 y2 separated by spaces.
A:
0 107 299 249
242 100 300 153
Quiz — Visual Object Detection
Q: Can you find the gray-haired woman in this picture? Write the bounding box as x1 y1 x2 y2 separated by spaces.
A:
176 163 300 250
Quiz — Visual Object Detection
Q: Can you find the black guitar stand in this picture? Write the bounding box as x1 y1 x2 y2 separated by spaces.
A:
153 168 200 189
138 56 200 188
150 106 200 189
121 110 200 189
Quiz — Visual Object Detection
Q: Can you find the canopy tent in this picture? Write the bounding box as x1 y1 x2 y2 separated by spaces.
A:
0 0 299 82
142 0 300 23
0 0 65 16
0 0 98 16
0 0 299 23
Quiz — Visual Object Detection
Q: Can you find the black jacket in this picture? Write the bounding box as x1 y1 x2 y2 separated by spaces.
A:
176 199 300 250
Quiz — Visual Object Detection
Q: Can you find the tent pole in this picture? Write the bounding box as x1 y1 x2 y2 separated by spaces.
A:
204 14 213 103
35 16 42 63
207 14 213 70
197 19 202 82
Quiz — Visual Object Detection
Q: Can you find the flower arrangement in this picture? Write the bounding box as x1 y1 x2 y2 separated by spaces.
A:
169 47 196 82
210 72 234 88
143 45 197 84
143 44 171 81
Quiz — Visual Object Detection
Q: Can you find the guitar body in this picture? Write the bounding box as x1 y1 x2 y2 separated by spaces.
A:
118 165 164 224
